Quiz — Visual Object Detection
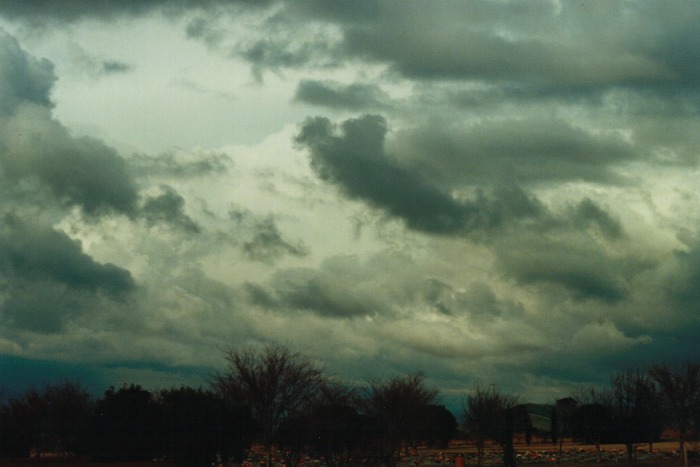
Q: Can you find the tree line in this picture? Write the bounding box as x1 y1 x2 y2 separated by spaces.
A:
1 345 698 467
463 362 700 467
0 345 455 467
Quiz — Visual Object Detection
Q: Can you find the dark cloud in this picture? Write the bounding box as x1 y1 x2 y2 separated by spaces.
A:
420 278 455 315
496 236 627 303
418 279 523 319
342 25 660 87
242 219 307 262
241 38 336 81
285 1 382 24
0 214 135 296
571 198 624 240
0 106 139 215
130 151 230 178
329 2 696 91
631 3 700 90
393 119 636 187
0 29 55 115
0 213 134 333
1 280 89 333
230 209 307 263
664 248 700 314
141 185 200 233
101 60 131 74
0 0 273 25
296 114 543 234
0 31 140 216
185 16 225 48
246 258 389 318
189 1 700 105
296 114 466 234
463 281 526 319
294 80 389 110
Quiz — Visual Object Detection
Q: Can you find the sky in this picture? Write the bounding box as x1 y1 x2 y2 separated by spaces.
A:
1 0 699 413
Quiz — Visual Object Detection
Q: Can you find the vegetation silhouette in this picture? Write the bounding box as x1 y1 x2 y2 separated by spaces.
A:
1 348 699 466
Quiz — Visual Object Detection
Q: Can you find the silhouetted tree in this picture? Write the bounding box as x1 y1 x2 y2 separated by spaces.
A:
90 384 163 462
157 386 253 466
0 380 93 458
503 407 516 467
0 393 35 458
553 398 577 459
649 362 700 467
212 344 326 467
421 405 457 449
279 382 365 466
610 369 661 464
462 384 518 466
512 405 534 445
364 373 439 467
571 403 615 454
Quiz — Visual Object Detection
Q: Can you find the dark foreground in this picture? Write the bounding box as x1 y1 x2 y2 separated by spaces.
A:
0 442 694 467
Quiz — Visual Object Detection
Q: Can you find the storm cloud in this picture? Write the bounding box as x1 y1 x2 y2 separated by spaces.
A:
0 29 54 115
392 119 638 186
294 80 390 110
0 214 135 296
0 29 139 216
0 0 272 24
296 114 543 234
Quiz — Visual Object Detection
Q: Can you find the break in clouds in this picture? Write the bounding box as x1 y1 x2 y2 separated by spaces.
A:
0 1 699 406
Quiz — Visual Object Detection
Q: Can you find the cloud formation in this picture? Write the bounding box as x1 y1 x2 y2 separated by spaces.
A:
0 29 54 115
1 2 699 410
296 115 546 235
294 80 390 110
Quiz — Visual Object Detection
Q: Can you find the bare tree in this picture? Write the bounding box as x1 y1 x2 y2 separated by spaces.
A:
212 343 326 467
610 369 661 464
570 384 615 455
649 362 700 467
462 384 518 467
572 385 613 407
364 373 439 467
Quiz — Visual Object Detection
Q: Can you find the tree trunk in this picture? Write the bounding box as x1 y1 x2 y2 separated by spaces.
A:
681 438 688 467
626 442 634 464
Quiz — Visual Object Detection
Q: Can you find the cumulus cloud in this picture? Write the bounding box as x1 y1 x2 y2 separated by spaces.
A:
1 106 140 215
296 114 544 235
0 0 273 25
497 240 628 303
247 268 381 319
130 150 231 178
294 80 390 110
392 119 637 186
0 29 207 231
0 214 136 334
141 185 200 233
0 29 55 115
229 208 307 263
0 214 135 296
0 29 139 216
291 1 698 93
571 198 624 240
